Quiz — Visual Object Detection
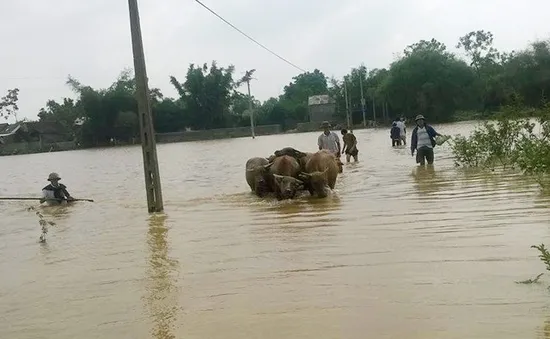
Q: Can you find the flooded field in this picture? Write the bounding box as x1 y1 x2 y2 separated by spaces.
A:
1 121 550 339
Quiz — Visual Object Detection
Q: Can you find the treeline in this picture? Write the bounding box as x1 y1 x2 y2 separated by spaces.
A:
1 29 549 146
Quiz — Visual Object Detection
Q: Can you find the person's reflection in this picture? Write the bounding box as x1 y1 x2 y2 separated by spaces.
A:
144 213 180 339
411 165 452 194
539 316 550 338
39 204 72 219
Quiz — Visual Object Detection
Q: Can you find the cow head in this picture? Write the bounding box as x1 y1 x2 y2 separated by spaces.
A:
247 166 271 197
335 157 343 173
298 168 330 198
272 174 304 200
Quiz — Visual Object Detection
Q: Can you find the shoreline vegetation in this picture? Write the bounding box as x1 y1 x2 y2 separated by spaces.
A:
0 114 507 157
1 28 549 165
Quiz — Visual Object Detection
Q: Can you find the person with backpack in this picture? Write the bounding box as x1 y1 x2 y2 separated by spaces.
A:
410 114 443 166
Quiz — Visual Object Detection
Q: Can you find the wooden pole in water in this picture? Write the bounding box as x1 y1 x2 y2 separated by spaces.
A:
128 0 164 213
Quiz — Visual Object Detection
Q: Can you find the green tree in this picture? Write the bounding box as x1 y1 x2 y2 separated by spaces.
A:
379 39 478 121
38 98 84 130
456 30 505 110
278 69 329 126
152 98 187 133
169 61 235 130
0 88 19 121
502 41 550 107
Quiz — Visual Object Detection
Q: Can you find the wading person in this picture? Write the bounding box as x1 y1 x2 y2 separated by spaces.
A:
341 129 358 162
390 122 401 147
40 172 74 205
397 117 407 145
410 115 442 166
317 121 341 157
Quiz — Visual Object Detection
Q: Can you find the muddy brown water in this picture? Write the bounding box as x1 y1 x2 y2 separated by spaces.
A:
1 121 550 339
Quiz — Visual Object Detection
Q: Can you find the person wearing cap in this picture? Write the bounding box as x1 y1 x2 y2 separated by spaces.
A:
40 172 74 205
317 121 341 157
410 115 442 165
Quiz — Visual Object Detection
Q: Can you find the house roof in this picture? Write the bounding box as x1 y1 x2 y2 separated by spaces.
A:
25 121 67 134
0 121 68 137
0 123 22 137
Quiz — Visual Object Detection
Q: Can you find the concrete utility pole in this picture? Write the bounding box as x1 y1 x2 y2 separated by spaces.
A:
128 0 164 213
246 78 255 139
238 69 256 139
359 64 367 128
343 79 351 131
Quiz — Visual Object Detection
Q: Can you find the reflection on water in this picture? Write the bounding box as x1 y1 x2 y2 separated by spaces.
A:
539 316 550 339
1 122 550 338
143 214 179 339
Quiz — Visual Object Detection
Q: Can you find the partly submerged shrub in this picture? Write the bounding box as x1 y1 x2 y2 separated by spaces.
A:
450 102 550 188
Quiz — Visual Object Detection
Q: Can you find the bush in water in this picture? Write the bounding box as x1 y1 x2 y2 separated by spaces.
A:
450 101 550 189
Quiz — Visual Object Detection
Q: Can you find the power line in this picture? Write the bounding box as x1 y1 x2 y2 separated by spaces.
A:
194 0 307 73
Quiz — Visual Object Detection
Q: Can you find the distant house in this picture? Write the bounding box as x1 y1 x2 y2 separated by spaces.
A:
0 121 70 146
308 94 336 123
0 123 25 144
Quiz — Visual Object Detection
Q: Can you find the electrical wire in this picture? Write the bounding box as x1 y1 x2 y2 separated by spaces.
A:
194 0 307 73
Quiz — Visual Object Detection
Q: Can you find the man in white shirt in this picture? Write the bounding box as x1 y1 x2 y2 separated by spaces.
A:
317 121 341 156
396 117 407 145
410 115 442 165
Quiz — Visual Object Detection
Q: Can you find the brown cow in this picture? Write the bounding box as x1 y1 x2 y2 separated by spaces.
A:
265 155 304 200
298 152 314 172
299 150 340 198
274 147 307 159
246 157 272 197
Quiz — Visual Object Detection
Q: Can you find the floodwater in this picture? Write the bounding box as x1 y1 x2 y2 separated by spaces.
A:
1 121 550 339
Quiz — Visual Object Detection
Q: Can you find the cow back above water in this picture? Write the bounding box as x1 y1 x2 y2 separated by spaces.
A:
298 152 314 172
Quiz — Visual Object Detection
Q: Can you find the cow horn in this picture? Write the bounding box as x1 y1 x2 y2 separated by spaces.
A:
264 162 273 170
298 172 311 178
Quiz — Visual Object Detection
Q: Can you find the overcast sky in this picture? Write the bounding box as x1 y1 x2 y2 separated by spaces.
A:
1 0 549 122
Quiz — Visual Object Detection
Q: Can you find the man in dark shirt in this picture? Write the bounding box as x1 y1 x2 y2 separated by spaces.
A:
40 172 74 205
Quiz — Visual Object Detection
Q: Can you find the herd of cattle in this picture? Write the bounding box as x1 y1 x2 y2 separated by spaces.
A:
245 147 344 200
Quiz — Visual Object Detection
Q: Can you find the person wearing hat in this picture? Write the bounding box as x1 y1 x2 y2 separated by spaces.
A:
317 121 341 157
40 172 74 205
410 114 442 165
